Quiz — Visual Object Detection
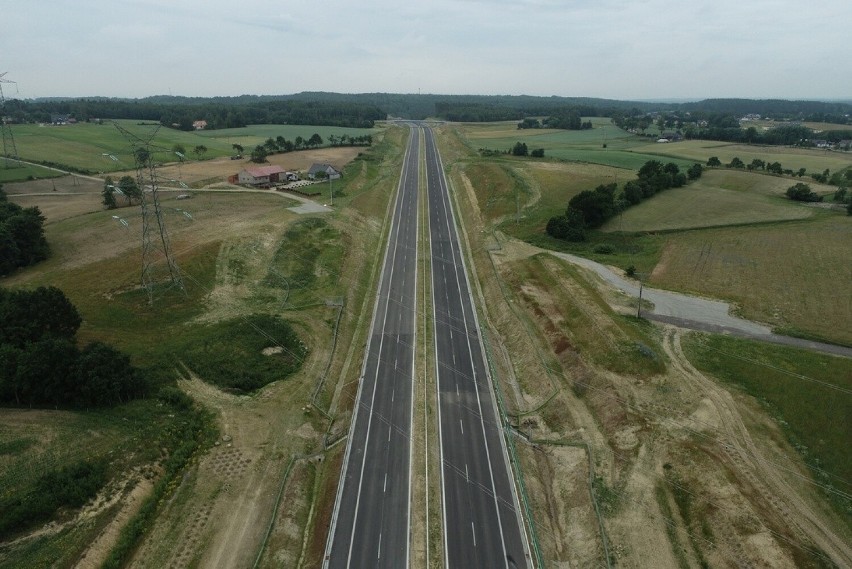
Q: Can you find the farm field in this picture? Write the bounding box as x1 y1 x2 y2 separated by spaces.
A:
9 119 235 173
195 123 379 151
745 119 852 133
456 118 699 171
0 162 62 183
451 123 852 346
648 214 852 345
630 139 852 174
599 168 828 232
6 120 380 179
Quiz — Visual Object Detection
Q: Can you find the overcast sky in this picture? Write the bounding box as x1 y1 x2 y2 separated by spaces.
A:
2 0 850 101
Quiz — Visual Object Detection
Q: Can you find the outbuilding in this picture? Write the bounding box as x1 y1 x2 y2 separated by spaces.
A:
307 163 341 180
237 165 287 186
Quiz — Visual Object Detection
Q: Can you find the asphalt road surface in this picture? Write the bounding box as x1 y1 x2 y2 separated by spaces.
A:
424 127 530 568
323 126 420 568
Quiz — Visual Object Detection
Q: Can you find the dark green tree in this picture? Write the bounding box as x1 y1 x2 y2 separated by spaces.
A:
192 144 208 159
728 157 745 168
511 142 529 156
687 163 704 180
0 286 82 347
250 145 268 163
232 143 244 156
0 189 49 273
118 175 141 206
785 182 822 202
308 133 323 148
568 183 617 228
707 156 722 167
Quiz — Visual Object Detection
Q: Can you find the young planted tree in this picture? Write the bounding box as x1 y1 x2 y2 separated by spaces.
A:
192 144 208 160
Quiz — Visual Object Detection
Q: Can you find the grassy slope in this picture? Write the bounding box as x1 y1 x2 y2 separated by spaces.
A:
599 169 819 232
682 333 852 524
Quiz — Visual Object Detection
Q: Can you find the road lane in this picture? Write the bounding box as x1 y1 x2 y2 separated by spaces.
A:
424 126 530 568
324 126 420 569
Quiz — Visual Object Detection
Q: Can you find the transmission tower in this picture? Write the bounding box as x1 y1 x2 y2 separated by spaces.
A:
0 72 21 169
114 122 185 303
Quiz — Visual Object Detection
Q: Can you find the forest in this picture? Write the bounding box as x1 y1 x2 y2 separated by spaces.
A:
5 93 850 127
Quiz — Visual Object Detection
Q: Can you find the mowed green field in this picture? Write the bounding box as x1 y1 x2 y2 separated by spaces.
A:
195 124 379 150
599 169 834 232
649 214 852 345
0 162 62 182
630 139 852 174
10 119 235 173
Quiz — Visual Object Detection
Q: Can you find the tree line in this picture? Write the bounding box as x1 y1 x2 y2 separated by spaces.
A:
0 286 147 408
246 132 372 163
4 98 384 130
547 160 703 241
0 185 49 276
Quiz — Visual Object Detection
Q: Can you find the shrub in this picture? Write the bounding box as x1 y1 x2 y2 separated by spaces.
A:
593 244 615 254
785 182 822 202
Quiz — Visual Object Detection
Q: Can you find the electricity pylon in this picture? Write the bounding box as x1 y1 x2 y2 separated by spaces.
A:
114 123 184 303
0 72 21 168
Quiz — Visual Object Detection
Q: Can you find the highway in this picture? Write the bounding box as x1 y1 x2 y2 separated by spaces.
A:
323 126 420 568
424 127 530 568
324 123 529 568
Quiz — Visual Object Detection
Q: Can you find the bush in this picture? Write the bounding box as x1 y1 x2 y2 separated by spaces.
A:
178 315 307 392
0 459 107 539
785 182 822 202
593 244 615 254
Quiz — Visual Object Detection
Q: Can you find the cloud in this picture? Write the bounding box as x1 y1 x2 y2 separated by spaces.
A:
1 0 850 99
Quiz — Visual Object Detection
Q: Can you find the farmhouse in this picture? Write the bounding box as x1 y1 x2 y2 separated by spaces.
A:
307 163 341 180
237 165 287 186
192 120 207 130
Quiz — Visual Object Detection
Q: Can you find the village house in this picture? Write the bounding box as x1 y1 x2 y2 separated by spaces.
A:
192 120 207 130
307 163 341 180
235 165 287 186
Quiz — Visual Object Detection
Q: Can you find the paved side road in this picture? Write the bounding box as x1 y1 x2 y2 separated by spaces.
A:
551 251 852 359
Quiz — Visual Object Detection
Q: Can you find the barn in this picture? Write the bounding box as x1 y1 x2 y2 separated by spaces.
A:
237 165 287 186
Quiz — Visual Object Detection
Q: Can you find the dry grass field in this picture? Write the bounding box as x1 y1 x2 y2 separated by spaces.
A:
648 214 852 345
